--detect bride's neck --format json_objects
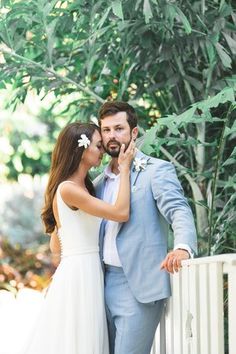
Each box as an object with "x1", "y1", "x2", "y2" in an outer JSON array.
[{"x1": 69, "y1": 163, "x2": 89, "y2": 188}]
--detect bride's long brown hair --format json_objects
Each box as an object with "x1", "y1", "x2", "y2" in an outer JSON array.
[{"x1": 41, "y1": 122, "x2": 100, "y2": 234}]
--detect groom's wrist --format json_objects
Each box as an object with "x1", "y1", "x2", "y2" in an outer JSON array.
[{"x1": 174, "y1": 244, "x2": 194, "y2": 259}]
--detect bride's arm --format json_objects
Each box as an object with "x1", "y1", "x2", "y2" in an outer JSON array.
[{"x1": 61, "y1": 142, "x2": 135, "y2": 222}]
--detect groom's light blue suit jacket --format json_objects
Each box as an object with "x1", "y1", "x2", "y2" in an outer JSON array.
[{"x1": 95, "y1": 150, "x2": 197, "y2": 303}]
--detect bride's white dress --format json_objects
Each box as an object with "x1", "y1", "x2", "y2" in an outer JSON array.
[{"x1": 21, "y1": 181, "x2": 109, "y2": 354}]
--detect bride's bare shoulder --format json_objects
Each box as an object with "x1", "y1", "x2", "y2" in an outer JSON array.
[{"x1": 60, "y1": 181, "x2": 88, "y2": 200}]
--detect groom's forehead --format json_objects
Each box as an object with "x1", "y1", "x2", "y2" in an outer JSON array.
[{"x1": 100, "y1": 112, "x2": 128, "y2": 128}]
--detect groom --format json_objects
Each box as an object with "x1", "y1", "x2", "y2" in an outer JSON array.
[{"x1": 95, "y1": 101, "x2": 197, "y2": 354}]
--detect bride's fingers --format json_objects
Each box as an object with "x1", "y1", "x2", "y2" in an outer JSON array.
[
  {"x1": 119, "y1": 140, "x2": 135, "y2": 163},
  {"x1": 125, "y1": 140, "x2": 135, "y2": 156},
  {"x1": 119, "y1": 143, "x2": 125, "y2": 157},
  {"x1": 130, "y1": 142, "x2": 136, "y2": 158}
]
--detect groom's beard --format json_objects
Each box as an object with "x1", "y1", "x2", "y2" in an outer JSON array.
[{"x1": 103, "y1": 137, "x2": 131, "y2": 157}]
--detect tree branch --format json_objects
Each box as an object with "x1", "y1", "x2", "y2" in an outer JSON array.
[{"x1": 1, "y1": 47, "x2": 105, "y2": 104}]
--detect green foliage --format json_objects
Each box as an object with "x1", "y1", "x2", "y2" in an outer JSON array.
[
  {"x1": 0, "y1": 0, "x2": 235, "y2": 181},
  {"x1": 0, "y1": 98, "x2": 57, "y2": 179},
  {"x1": 140, "y1": 87, "x2": 236, "y2": 255},
  {"x1": 0, "y1": 1, "x2": 235, "y2": 257},
  {"x1": 0, "y1": 0, "x2": 235, "y2": 116}
]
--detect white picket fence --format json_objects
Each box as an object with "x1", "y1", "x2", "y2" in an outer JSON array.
[{"x1": 151, "y1": 254, "x2": 236, "y2": 354}]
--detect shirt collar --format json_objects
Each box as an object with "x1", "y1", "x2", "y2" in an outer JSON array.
[
  {"x1": 104, "y1": 149, "x2": 141, "y2": 180},
  {"x1": 104, "y1": 164, "x2": 119, "y2": 180}
]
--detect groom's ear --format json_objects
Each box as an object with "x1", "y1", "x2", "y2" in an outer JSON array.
[{"x1": 131, "y1": 127, "x2": 138, "y2": 141}]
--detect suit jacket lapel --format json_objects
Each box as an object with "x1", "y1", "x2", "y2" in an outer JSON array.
[
  {"x1": 99, "y1": 219, "x2": 106, "y2": 272},
  {"x1": 130, "y1": 168, "x2": 140, "y2": 187},
  {"x1": 130, "y1": 150, "x2": 149, "y2": 187},
  {"x1": 95, "y1": 173, "x2": 106, "y2": 199}
]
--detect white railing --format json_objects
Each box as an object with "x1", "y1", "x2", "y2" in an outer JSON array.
[{"x1": 151, "y1": 254, "x2": 236, "y2": 354}]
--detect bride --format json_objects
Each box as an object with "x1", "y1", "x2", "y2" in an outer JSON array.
[{"x1": 21, "y1": 122, "x2": 135, "y2": 354}]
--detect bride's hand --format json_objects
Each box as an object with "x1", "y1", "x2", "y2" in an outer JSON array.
[{"x1": 118, "y1": 140, "x2": 136, "y2": 172}]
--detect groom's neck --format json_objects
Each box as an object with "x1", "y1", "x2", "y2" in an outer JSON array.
[{"x1": 110, "y1": 158, "x2": 120, "y2": 175}]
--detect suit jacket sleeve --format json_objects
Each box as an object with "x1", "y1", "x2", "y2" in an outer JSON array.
[{"x1": 150, "y1": 161, "x2": 198, "y2": 255}]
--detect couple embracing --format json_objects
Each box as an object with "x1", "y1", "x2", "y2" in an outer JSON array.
[{"x1": 22, "y1": 101, "x2": 197, "y2": 354}]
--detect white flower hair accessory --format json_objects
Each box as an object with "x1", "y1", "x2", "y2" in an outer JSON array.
[
  {"x1": 78, "y1": 134, "x2": 90, "y2": 149},
  {"x1": 133, "y1": 157, "x2": 148, "y2": 172}
]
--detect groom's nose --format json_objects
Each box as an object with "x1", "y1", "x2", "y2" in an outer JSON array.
[{"x1": 107, "y1": 129, "x2": 116, "y2": 139}]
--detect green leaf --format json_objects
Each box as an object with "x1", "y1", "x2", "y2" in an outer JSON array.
[
  {"x1": 222, "y1": 147, "x2": 236, "y2": 166},
  {"x1": 196, "y1": 14, "x2": 208, "y2": 31},
  {"x1": 119, "y1": 62, "x2": 136, "y2": 97},
  {"x1": 177, "y1": 106, "x2": 196, "y2": 123},
  {"x1": 197, "y1": 87, "x2": 235, "y2": 111},
  {"x1": 209, "y1": 32, "x2": 220, "y2": 45},
  {"x1": 141, "y1": 124, "x2": 158, "y2": 154},
  {"x1": 222, "y1": 32, "x2": 236, "y2": 55},
  {"x1": 193, "y1": 200, "x2": 210, "y2": 210},
  {"x1": 225, "y1": 75, "x2": 236, "y2": 90},
  {"x1": 0, "y1": 21, "x2": 14, "y2": 49},
  {"x1": 87, "y1": 54, "x2": 99, "y2": 76},
  {"x1": 184, "y1": 75, "x2": 203, "y2": 91},
  {"x1": 223, "y1": 120, "x2": 236, "y2": 137},
  {"x1": 97, "y1": 7, "x2": 111, "y2": 29},
  {"x1": 143, "y1": 0, "x2": 153, "y2": 24},
  {"x1": 111, "y1": 1, "x2": 124, "y2": 20},
  {"x1": 222, "y1": 158, "x2": 236, "y2": 166},
  {"x1": 205, "y1": 40, "x2": 216, "y2": 64},
  {"x1": 157, "y1": 117, "x2": 180, "y2": 135},
  {"x1": 232, "y1": 12, "x2": 236, "y2": 26},
  {"x1": 215, "y1": 42, "x2": 232, "y2": 68},
  {"x1": 46, "y1": 18, "x2": 57, "y2": 64},
  {"x1": 219, "y1": 0, "x2": 225, "y2": 12},
  {"x1": 135, "y1": 0, "x2": 143, "y2": 11},
  {"x1": 41, "y1": 0, "x2": 58, "y2": 17},
  {"x1": 173, "y1": 5, "x2": 192, "y2": 34},
  {"x1": 219, "y1": 3, "x2": 232, "y2": 17}
]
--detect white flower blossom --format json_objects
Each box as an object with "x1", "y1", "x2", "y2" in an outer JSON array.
[
  {"x1": 77, "y1": 134, "x2": 90, "y2": 149},
  {"x1": 133, "y1": 157, "x2": 147, "y2": 172},
  {"x1": 101, "y1": 67, "x2": 111, "y2": 75}
]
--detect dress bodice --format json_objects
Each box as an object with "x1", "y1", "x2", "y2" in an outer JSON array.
[{"x1": 56, "y1": 181, "x2": 101, "y2": 257}]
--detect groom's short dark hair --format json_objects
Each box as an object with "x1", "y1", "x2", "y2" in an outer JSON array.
[{"x1": 98, "y1": 101, "x2": 138, "y2": 130}]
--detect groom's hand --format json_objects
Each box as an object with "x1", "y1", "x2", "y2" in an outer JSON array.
[{"x1": 160, "y1": 249, "x2": 190, "y2": 274}]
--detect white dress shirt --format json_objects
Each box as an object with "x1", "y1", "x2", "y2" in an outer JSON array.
[
  {"x1": 102, "y1": 164, "x2": 193, "y2": 267},
  {"x1": 103, "y1": 165, "x2": 122, "y2": 266}
]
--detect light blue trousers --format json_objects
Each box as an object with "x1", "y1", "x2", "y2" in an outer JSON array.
[{"x1": 104, "y1": 265, "x2": 165, "y2": 354}]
